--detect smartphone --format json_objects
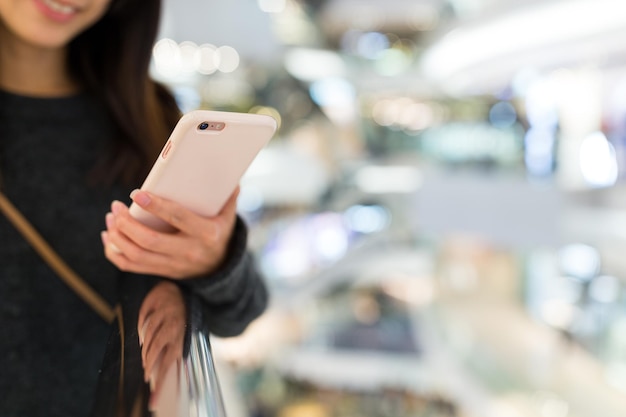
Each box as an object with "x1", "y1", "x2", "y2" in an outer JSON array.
[{"x1": 129, "y1": 109, "x2": 277, "y2": 232}]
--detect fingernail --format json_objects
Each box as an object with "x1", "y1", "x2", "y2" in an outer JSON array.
[
  {"x1": 105, "y1": 212, "x2": 114, "y2": 229},
  {"x1": 149, "y1": 371, "x2": 156, "y2": 390},
  {"x1": 140, "y1": 318, "x2": 150, "y2": 346},
  {"x1": 109, "y1": 242, "x2": 122, "y2": 254},
  {"x1": 131, "y1": 190, "x2": 151, "y2": 207},
  {"x1": 111, "y1": 200, "x2": 124, "y2": 214}
]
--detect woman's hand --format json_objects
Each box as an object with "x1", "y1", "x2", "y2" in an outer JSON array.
[
  {"x1": 137, "y1": 281, "x2": 186, "y2": 408},
  {"x1": 101, "y1": 187, "x2": 239, "y2": 279}
]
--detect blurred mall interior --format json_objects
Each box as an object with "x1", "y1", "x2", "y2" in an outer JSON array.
[{"x1": 155, "y1": 0, "x2": 626, "y2": 416}]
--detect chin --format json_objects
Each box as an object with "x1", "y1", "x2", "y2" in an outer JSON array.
[{"x1": 25, "y1": 31, "x2": 76, "y2": 50}]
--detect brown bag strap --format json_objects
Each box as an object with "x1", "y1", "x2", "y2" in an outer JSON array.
[{"x1": 0, "y1": 191, "x2": 115, "y2": 323}]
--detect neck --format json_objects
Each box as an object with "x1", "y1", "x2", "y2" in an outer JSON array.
[{"x1": 0, "y1": 27, "x2": 79, "y2": 97}]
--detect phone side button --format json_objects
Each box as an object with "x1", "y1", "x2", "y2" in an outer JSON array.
[{"x1": 161, "y1": 140, "x2": 173, "y2": 159}]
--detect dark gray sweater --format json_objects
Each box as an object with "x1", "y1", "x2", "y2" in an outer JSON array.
[{"x1": 0, "y1": 90, "x2": 268, "y2": 416}]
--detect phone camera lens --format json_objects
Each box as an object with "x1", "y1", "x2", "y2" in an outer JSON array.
[{"x1": 198, "y1": 122, "x2": 209, "y2": 130}]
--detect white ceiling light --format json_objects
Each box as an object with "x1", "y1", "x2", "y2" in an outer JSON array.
[
  {"x1": 355, "y1": 165, "x2": 423, "y2": 194},
  {"x1": 284, "y1": 48, "x2": 347, "y2": 82},
  {"x1": 421, "y1": 0, "x2": 626, "y2": 88}
]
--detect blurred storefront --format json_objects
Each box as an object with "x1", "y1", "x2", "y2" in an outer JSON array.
[{"x1": 156, "y1": 0, "x2": 626, "y2": 415}]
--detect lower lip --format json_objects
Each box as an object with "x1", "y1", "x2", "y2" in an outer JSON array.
[{"x1": 33, "y1": 0, "x2": 76, "y2": 23}]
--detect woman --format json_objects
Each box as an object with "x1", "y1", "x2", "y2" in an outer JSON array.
[{"x1": 0, "y1": 0, "x2": 269, "y2": 415}]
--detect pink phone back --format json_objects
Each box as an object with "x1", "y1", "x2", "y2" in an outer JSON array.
[{"x1": 129, "y1": 110, "x2": 277, "y2": 232}]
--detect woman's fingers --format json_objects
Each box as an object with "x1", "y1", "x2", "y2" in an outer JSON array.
[
  {"x1": 129, "y1": 190, "x2": 212, "y2": 236},
  {"x1": 149, "y1": 348, "x2": 181, "y2": 408},
  {"x1": 137, "y1": 282, "x2": 186, "y2": 384},
  {"x1": 103, "y1": 191, "x2": 238, "y2": 278},
  {"x1": 128, "y1": 188, "x2": 239, "y2": 242},
  {"x1": 101, "y1": 228, "x2": 180, "y2": 277},
  {"x1": 141, "y1": 316, "x2": 184, "y2": 393}
]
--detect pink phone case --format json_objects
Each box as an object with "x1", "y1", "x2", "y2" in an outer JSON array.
[{"x1": 129, "y1": 110, "x2": 277, "y2": 232}]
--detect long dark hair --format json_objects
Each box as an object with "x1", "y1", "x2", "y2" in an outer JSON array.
[{"x1": 69, "y1": 0, "x2": 181, "y2": 185}]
